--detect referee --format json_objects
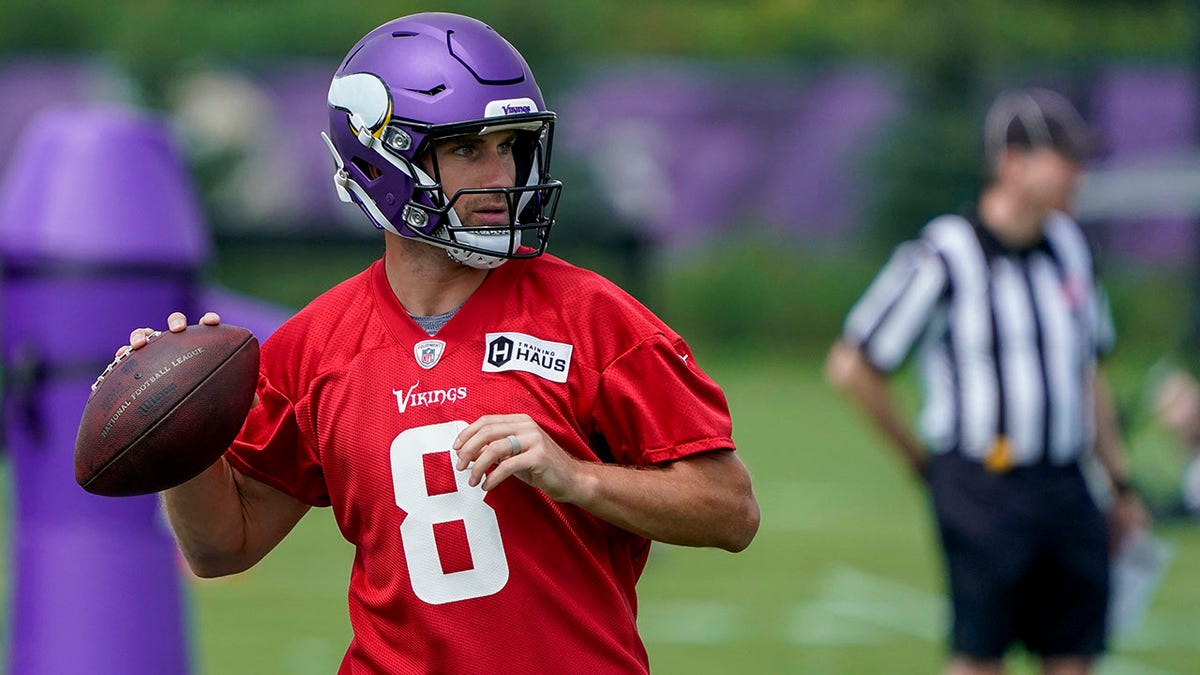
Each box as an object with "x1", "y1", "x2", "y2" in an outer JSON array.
[{"x1": 826, "y1": 88, "x2": 1149, "y2": 675}]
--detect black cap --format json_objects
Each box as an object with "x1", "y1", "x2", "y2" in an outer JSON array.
[{"x1": 984, "y1": 88, "x2": 1095, "y2": 165}]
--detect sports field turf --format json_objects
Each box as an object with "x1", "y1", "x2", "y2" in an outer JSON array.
[
  {"x1": 2, "y1": 351, "x2": 1197, "y2": 674},
  {"x1": 1, "y1": 241, "x2": 1198, "y2": 673}
]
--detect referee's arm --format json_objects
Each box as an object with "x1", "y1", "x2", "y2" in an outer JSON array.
[
  {"x1": 1091, "y1": 371, "x2": 1151, "y2": 547},
  {"x1": 825, "y1": 339, "x2": 929, "y2": 482}
]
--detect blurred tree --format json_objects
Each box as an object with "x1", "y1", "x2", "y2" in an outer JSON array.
[
  {"x1": 0, "y1": 0, "x2": 1192, "y2": 253},
  {"x1": 857, "y1": 4, "x2": 986, "y2": 251},
  {"x1": 1, "y1": 1, "x2": 1192, "y2": 86}
]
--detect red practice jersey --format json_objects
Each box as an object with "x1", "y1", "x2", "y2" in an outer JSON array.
[{"x1": 225, "y1": 254, "x2": 736, "y2": 674}]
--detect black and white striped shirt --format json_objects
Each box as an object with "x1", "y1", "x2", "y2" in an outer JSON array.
[{"x1": 843, "y1": 211, "x2": 1115, "y2": 467}]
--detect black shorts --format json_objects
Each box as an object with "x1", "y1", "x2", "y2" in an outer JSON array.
[{"x1": 928, "y1": 453, "x2": 1110, "y2": 660}]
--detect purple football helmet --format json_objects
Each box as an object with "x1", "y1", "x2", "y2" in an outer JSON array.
[{"x1": 323, "y1": 12, "x2": 561, "y2": 268}]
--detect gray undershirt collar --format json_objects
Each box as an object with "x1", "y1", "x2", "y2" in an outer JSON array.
[{"x1": 408, "y1": 305, "x2": 461, "y2": 336}]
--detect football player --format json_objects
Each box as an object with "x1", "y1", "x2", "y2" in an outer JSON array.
[{"x1": 126, "y1": 12, "x2": 759, "y2": 673}]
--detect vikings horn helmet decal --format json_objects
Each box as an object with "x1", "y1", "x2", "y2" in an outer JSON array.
[{"x1": 323, "y1": 12, "x2": 562, "y2": 269}]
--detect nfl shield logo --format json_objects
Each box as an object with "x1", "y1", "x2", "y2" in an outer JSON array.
[{"x1": 414, "y1": 339, "x2": 446, "y2": 370}]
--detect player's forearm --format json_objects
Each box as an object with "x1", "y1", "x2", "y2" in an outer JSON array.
[
  {"x1": 161, "y1": 457, "x2": 258, "y2": 577},
  {"x1": 165, "y1": 458, "x2": 311, "y2": 577},
  {"x1": 567, "y1": 450, "x2": 759, "y2": 552}
]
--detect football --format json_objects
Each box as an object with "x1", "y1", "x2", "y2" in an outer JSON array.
[{"x1": 74, "y1": 323, "x2": 260, "y2": 497}]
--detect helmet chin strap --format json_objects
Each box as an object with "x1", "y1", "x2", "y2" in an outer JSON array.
[
  {"x1": 321, "y1": 132, "x2": 513, "y2": 269},
  {"x1": 439, "y1": 202, "x2": 519, "y2": 269}
]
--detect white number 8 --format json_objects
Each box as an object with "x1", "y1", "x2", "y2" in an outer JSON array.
[{"x1": 390, "y1": 421, "x2": 509, "y2": 604}]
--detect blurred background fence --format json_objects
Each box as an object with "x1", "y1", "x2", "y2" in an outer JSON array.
[{"x1": 2, "y1": 2, "x2": 1199, "y2": 342}]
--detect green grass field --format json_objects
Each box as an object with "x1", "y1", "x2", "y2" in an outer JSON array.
[
  {"x1": 1, "y1": 241, "x2": 1198, "y2": 673},
  {"x1": 2, "y1": 352, "x2": 1198, "y2": 674}
]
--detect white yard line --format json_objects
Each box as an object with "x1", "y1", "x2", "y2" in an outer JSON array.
[
  {"x1": 641, "y1": 563, "x2": 1190, "y2": 675},
  {"x1": 786, "y1": 565, "x2": 943, "y2": 645}
]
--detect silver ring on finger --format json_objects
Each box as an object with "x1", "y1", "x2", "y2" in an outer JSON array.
[{"x1": 506, "y1": 434, "x2": 521, "y2": 456}]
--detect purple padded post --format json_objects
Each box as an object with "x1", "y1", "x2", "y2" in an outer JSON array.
[{"x1": 0, "y1": 105, "x2": 201, "y2": 674}]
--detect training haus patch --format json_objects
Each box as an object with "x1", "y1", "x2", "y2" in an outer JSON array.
[{"x1": 482, "y1": 332, "x2": 573, "y2": 383}]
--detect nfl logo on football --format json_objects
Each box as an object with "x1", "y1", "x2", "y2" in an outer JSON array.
[{"x1": 414, "y1": 340, "x2": 446, "y2": 370}]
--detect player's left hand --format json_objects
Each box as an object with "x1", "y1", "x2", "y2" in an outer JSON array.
[{"x1": 452, "y1": 414, "x2": 589, "y2": 503}]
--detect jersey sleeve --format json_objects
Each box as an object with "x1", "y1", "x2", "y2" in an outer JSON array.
[
  {"x1": 592, "y1": 332, "x2": 734, "y2": 466},
  {"x1": 224, "y1": 368, "x2": 329, "y2": 507},
  {"x1": 842, "y1": 240, "x2": 949, "y2": 373}
]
